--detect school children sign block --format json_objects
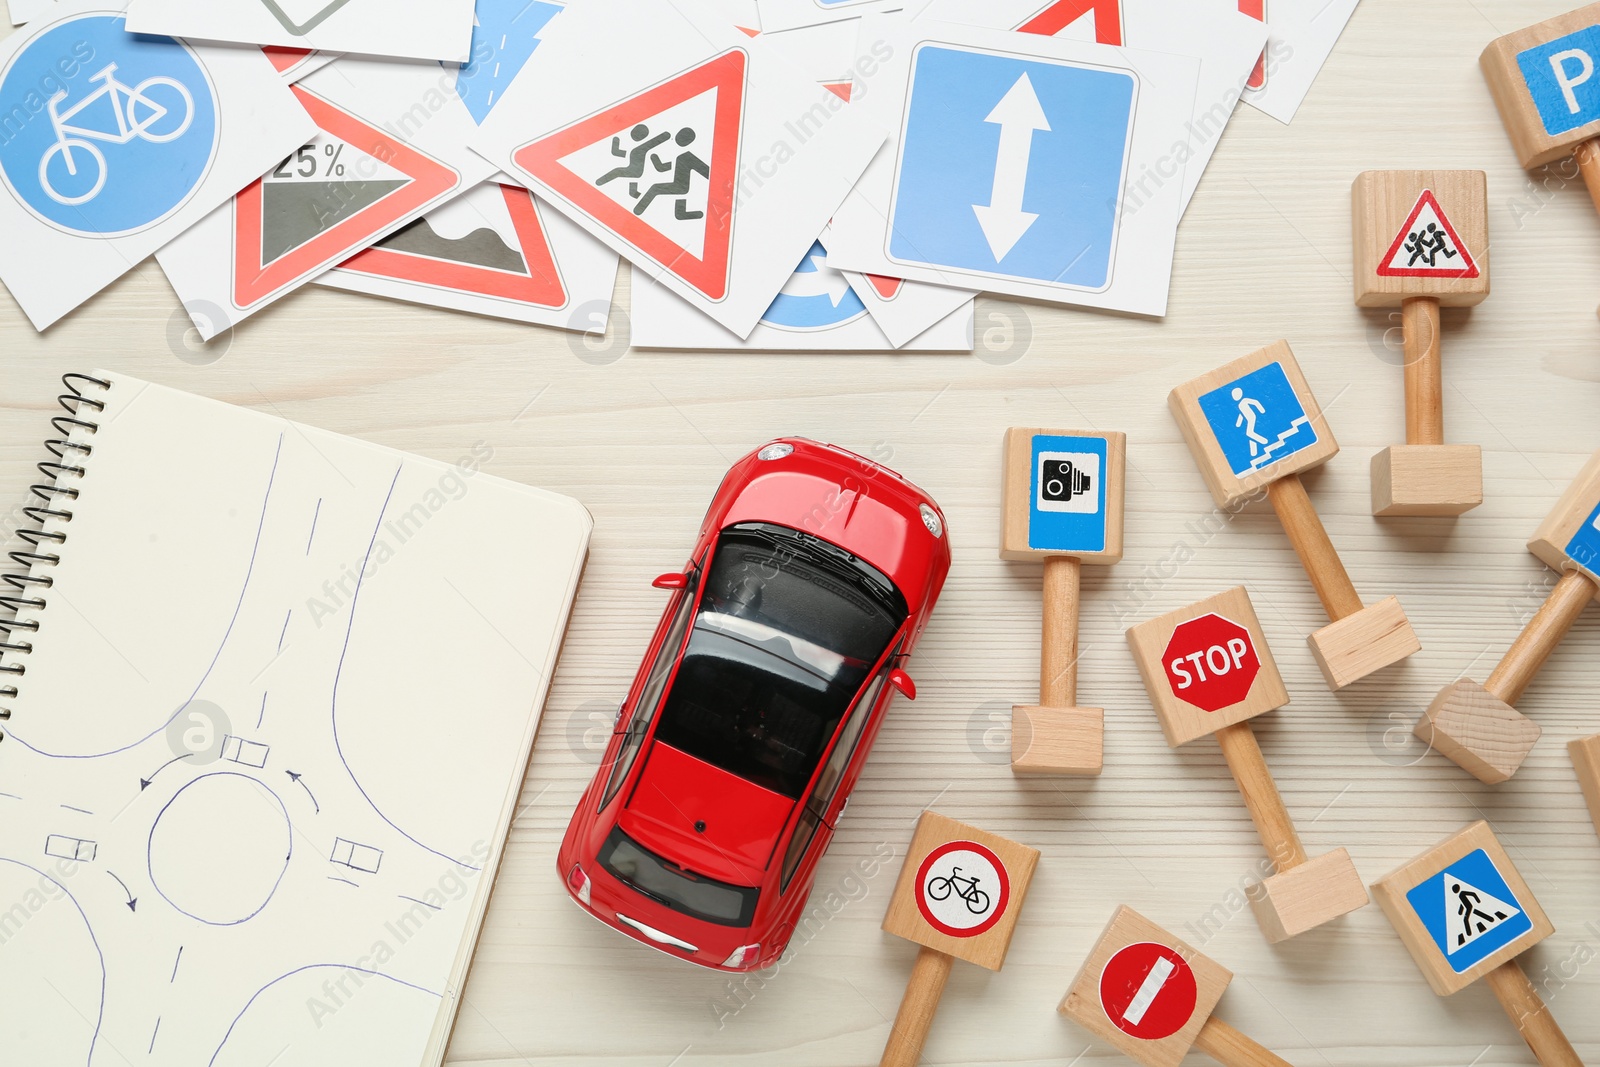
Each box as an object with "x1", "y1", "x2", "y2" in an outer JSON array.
[
  {"x1": 472, "y1": 0, "x2": 886, "y2": 339},
  {"x1": 1352, "y1": 170, "x2": 1490, "y2": 308}
]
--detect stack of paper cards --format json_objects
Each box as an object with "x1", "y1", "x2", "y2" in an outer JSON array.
[{"x1": 124, "y1": 0, "x2": 478, "y2": 62}]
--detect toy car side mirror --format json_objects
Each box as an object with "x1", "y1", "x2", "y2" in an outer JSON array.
[
  {"x1": 889, "y1": 668, "x2": 917, "y2": 701},
  {"x1": 652, "y1": 572, "x2": 689, "y2": 590}
]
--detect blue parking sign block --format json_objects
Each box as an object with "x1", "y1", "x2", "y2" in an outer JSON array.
[
  {"x1": 1565, "y1": 499, "x2": 1600, "y2": 579},
  {"x1": 888, "y1": 44, "x2": 1136, "y2": 290},
  {"x1": 1405, "y1": 848, "x2": 1534, "y2": 974},
  {"x1": 1517, "y1": 25, "x2": 1600, "y2": 136},
  {"x1": 1197, "y1": 362, "x2": 1317, "y2": 478},
  {"x1": 1028, "y1": 434, "x2": 1107, "y2": 554}
]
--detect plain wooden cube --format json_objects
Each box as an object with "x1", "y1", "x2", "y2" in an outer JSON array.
[
  {"x1": 1371, "y1": 445, "x2": 1484, "y2": 517},
  {"x1": 1125, "y1": 586, "x2": 1287, "y2": 748},
  {"x1": 1249, "y1": 849, "x2": 1370, "y2": 943},
  {"x1": 1168, "y1": 341, "x2": 1339, "y2": 508},
  {"x1": 1058, "y1": 906, "x2": 1231, "y2": 1067},
  {"x1": 1306, "y1": 596, "x2": 1420, "y2": 689},
  {"x1": 1011, "y1": 705, "x2": 1103, "y2": 775},
  {"x1": 1528, "y1": 449, "x2": 1600, "y2": 586},
  {"x1": 1371, "y1": 821, "x2": 1554, "y2": 997},
  {"x1": 1352, "y1": 171, "x2": 1490, "y2": 307},
  {"x1": 882, "y1": 810, "x2": 1039, "y2": 971},
  {"x1": 1482, "y1": 3, "x2": 1600, "y2": 168},
  {"x1": 1000, "y1": 427, "x2": 1126, "y2": 565},
  {"x1": 1570, "y1": 734, "x2": 1600, "y2": 841},
  {"x1": 1414, "y1": 680, "x2": 1542, "y2": 784}
]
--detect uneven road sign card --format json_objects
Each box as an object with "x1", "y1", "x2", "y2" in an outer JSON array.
[
  {"x1": 157, "y1": 57, "x2": 495, "y2": 340},
  {"x1": 1239, "y1": 0, "x2": 1361, "y2": 124},
  {"x1": 918, "y1": 0, "x2": 1268, "y2": 213},
  {"x1": 124, "y1": 0, "x2": 477, "y2": 63},
  {"x1": 0, "y1": 1, "x2": 315, "y2": 331},
  {"x1": 824, "y1": 18, "x2": 1197, "y2": 315},
  {"x1": 472, "y1": 0, "x2": 886, "y2": 339},
  {"x1": 632, "y1": 238, "x2": 972, "y2": 350}
]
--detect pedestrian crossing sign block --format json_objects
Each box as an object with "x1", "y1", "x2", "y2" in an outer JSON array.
[
  {"x1": 1377, "y1": 190, "x2": 1479, "y2": 280},
  {"x1": 1197, "y1": 362, "x2": 1316, "y2": 478},
  {"x1": 1405, "y1": 848, "x2": 1534, "y2": 974},
  {"x1": 1352, "y1": 171, "x2": 1489, "y2": 308}
]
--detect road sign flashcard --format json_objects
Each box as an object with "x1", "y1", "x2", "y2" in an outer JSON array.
[
  {"x1": 0, "y1": 1, "x2": 315, "y2": 331},
  {"x1": 836, "y1": 265, "x2": 976, "y2": 348},
  {"x1": 1377, "y1": 190, "x2": 1479, "y2": 279},
  {"x1": 758, "y1": 0, "x2": 907, "y2": 33},
  {"x1": 918, "y1": 0, "x2": 1268, "y2": 212},
  {"x1": 824, "y1": 18, "x2": 1196, "y2": 315},
  {"x1": 9, "y1": 0, "x2": 58, "y2": 24},
  {"x1": 125, "y1": 0, "x2": 477, "y2": 62},
  {"x1": 262, "y1": 46, "x2": 336, "y2": 83},
  {"x1": 1197, "y1": 361, "x2": 1316, "y2": 477},
  {"x1": 450, "y1": 0, "x2": 566, "y2": 128},
  {"x1": 1238, "y1": 0, "x2": 1361, "y2": 124},
  {"x1": 473, "y1": 0, "x2": 884, "y2": 339},
  {"x1": 318, "y1": 182, "x2": 619, "y2": 330},
  {"x1": 632, "y1": 239, "x2": 972, "y2": 350},
  {"x1": 1404, "y1": 848, "x2": 1534, "y2": 974},
  {"x1": 157, "y1": 57, "x2": 494, "y2": 340}
]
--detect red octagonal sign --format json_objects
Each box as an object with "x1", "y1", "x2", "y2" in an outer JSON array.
[{"x1": 1161, "y1": 613, "x2": 1259, "y2": 713}]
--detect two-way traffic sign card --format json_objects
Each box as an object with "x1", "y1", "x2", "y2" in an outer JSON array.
[
  {"x1": 124, "y1": 0, "x2": 477, "y2": 62},
  {"x1": 919, "y1": 0, "x2": 1268, "y2": 213},
  {"x1": 1240, "y1": 0, "x2": 1362, "y2": 124},
  {"x1": 632, "y1": 238, "x2": 972, "y2": 350},
  {"x1": 318, "y1": 182, "x2": 619, "y2": 329},
  {"x1": 472, "y1": 0, "x2": 886, "y2": 339},
  {"x1": 0, "y1": 1, "x2": 315, "y2": 331},
  {"x1": 157, "y1": 57, "x2": 495, "y2": 340},
  {"x1": 824, "y1": 18, "x2": 1198, "y2": 316}
]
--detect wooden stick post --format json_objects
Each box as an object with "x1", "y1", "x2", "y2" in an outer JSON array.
[
  {"x1": 1417, "y1": 451, "x2": 1600, "y2": 782},
  {"x1": 1001, "y1": 428, "x2": 1126, "y2": 774},
  {"x1": 1169, "y1": 342, "x2": 1420, "y2": 690},
  {"x1": 1127, "y1": 588, "x2": 1368, "y2": 942},
  {"x1": 878, "y1": 812, "x2": 1039, "y2": 1067},
  {"x1": 1373, "y1": 822, "x2": 1582, "y2": 1067},
  {"x1": 1060, "y1": 906, "x2": 1303, "y2": 1066},
  {"x1": 1353, "y1": 170, "x2": 1489, "y2": 516}
]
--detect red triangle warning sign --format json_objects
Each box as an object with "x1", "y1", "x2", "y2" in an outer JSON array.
[
  {"x1": 232, "y1": 85, "x2": 461, "y2": 309},
  {"x1": 1017, "y1": 0, "x2": 1124, "y2": 44},
  {"x1": 1377, "y1": 189, "x2": 1480, "y2": 279},
  {"x1": 865, "y1": 273, "x2": 903, "y2": 300},
  {"x1": 262, "y1": 46, "x2": 313, "y2": 75},
  {"x1": 511, "y1": 49, "x2": 745, "y2": 301},
  {"x1": 337, "y1": 184, "x2": 567, "y2": 308}
]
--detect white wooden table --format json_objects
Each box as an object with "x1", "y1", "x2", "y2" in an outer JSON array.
[{"x1": 3, "y1": 2, "x2": 1599, "y2": 1064}]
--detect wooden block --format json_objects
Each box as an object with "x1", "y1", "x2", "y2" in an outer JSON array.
[
  {"x1": 1058, "y1": 906, "x2": 1232, "y2": 1067},
  {"x1": 1011, "y1": 705, "x2": 1103, "y2": 775},
  {"x1": 1000, "y1": 427, "x2": 1126, "y2": 565},
  {"x1": 1371, "y1": 821, "x2": 1554, "y2": 997},
  {"x1": 1482, "y1": 3, "x2": 1600, "y2": 169},
  {"x1": 1352, "y1": 171, "x2": 1490, "y2": 307},
  {"x1": 1125, "y1": 586, "x2": 1288, "y2": 748},
  {"x1": 1168, "y1": 341, "x2": 1339, "y2": 508},
  {"x1": 1569, "y1": 734, "x2": 1600, "y2": 840},
  {"x1": 1371, "y1": 445, "x2": 1484, "y2": 517},
  {"x1": 1306, "y1": 596, "x2": 1420, "y2": 689},
  {"x1": 1248, "y1": 849, "x2": 1370, "y2": 943},
  {"x1": 1528, "y1": 449, "x2": 1600, "y2": 587},
  {"x1": 882, "y1": 810, "x2": 1039, "y2": 971},
  {"x1": 1414, "y1": 680, "x2": 1542, "y2": 784}
]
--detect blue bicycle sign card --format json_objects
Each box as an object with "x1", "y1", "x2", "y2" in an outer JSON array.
[{"x1": 0, "y1": 1, "x2": 313, "y2": 331}]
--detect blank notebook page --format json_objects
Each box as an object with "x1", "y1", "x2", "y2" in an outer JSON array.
[{"x1": 0, "y1": 372, "x2": 590, "y2": 1066}]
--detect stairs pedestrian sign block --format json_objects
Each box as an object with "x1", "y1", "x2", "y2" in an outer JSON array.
[
  {"x1": 886, "y1": 44, "x2": 1136, "y2": 292},
  {"x1": 1404, "y1": 848, "x2": 1534, "y2": 974},
  {"x1": 511, "y1": 49, "x2": 745, "y2": 301},
  {"x1": 1196, "y1": 361, "x2": 1317, "y2": 478},
  {"x1": 1377, "y1": 189, "x2": 1480, "y2": 280},
  {"x1": 1566, "y1": 498, "x2": 1600, "y2": 579}
]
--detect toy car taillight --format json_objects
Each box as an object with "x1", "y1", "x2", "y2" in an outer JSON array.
[
  {"x1": 568, "y1": 863, "x2": 592, "y2": 905},
  {"x1": 721, "y1": 943, "x2": 761, "y2": 968}
]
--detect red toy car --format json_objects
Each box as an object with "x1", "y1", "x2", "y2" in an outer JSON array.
[{"x1": 558, "y1": 438, "x2": 951, "y2": 971}]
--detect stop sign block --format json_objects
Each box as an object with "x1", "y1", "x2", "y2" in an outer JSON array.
[{"x1": 1127, "y1": 587, "x2": 1288, "y2": 746}]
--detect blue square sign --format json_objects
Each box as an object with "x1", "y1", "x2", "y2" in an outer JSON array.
[
  {"x1": 1565, "y1": 498, "x2": 1600, "y2": 579},
  {"x1": 1405, "y1": 848, "x2": 1534, "y2": 974},
  {"x1": 1517, "y1": 25, "x2": 1600, "y2": 136},
  {"x1": 1027, "y1": 434, "x2": 1107, "y2": 554},
  {"x1": 1196, "y1": 362, "x2": 1318, "y2": 478},
  {"x1": 887, "y1": 44, "x2": 1136, "y2": 290}
]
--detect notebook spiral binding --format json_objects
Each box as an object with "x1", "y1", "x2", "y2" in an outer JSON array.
[{"x1": 0, "y1": 373, "x2": 111, "y2": 742}]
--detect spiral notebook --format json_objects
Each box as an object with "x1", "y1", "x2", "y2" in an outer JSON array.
[{"x1": 0, "y1": 373, "x2": 590, "y2": 1066}]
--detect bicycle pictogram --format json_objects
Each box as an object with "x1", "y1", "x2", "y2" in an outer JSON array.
[
  {"x1": 39, "y1": 62, "x2": 196, "y2": 206},
  {"x1": 925, "y1": 866, "x2": 992, "y2": 915}
]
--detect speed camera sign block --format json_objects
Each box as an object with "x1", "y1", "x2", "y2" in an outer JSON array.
[
  {"x1": 1126, "y1": 587, "x2": 1288, "y2": 747},
  {"x1": 1060, "y1": 907, "x2": 1231, "y2": 1067},
  {"x1": 1481, "y1": 3, "x2": 1600, "y2": 170},
  {"x1": 1528, "y1": 449, "x2": 1600, "y2": 588},
  {"x1": 1000, "y1": 427, "x2": 1126, "y2": 565},
  {"x1": 883, "y1": 810, "x2": 1039, "y2": 971}
]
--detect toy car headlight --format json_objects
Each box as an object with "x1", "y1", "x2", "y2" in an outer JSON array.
[
  {"x1": 757, "y1": 443, "x2": 794, "y2": 461},
  {"x1": 919, "y1": 504, "x2": 944, "y2": 538}
]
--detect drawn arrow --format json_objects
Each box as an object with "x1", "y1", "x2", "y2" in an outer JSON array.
[
  {"x1": 778, "y1": 255, "x2": 852, "y2": 307},
  {"x1": 139, "y1": 753, "x2": 193, "y2": 791},
  {"x1": 972, "y1": 74, "x2": 1050, "y2": 262},
  {"x1": 107, "y1": 870, "x2": 137, "y2": 912},
  {"x1": 286, "y1": 770, "x2": 320, "y2": 814}
]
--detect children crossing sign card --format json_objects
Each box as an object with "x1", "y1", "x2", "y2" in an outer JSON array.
[
  {"x1": 472, "y1": 0, "x2": 886, "y2": 339},
  {"x1": 823, "y1": 17, "x2": 1197, "y2": 316}
]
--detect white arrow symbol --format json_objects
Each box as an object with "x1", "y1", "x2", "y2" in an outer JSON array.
[
  {"x1": 972, "y1": 73, "x2": 1050, "y2": 262},
  {"x1": 778, "y1": 254, "x2": 852, "y2": 306}
]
